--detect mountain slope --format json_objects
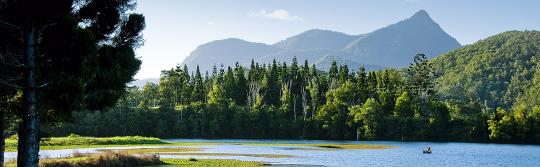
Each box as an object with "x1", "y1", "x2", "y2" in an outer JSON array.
[
  {"x1": 432, "y1": 31, "x2": 540, "y2": 109},
  {"x1": 181, "y1": 10, "x2": 461, "y2": 72},
  {"x1": 273, "y1": 29, "x2": 360, "y2": 51},
  {"x1": 128, "y1": 78, "x2": 159, "y2": 88},
  {"x1": 344, "y1": 10, "x2": 461, "y2": 67},
  {"x1": 181, "y1": 38, "x2": 282, "y2": 71},
  {"x1": 313, "y1": 55, "x2": 383, "y2": 71}
]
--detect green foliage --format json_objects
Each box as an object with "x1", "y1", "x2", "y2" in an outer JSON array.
[
  {"x1": 264, "y1": 60, "x2": 281, "y2": 105},
  {"x1": 407, "y1": 53, "x2": 436, "y2": 117},
  {"x1": 394, "y1": 91, "x2": 414, "y2": 117},
  {"x1": 46, "y1": 45, "x2": 540, "y2": 143},
  {"x1": 351, "y1": 98, "x2": 383, "y2": 140},
  {"x1": 428, "y1": 101, "x2": 450, "y2": 140},
  {"x1": 488, "y1": 108, "x2": 515, "y2": 142},
  {"x1": 160, "y1": 158, "x2": 262, "y2": 167},
  {"x1": 433, "y1": 31, "x2": 540, "y2": 109},
  {"x1": 6, "y1": 135, "x2": 165, "y2": 149}
]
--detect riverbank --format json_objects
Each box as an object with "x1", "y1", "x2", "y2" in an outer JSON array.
[
  {"x1": 4, "y1": 135, "x2": 219, "y2": 152},
  {"x1": 3, "y1": 137, "x2": 540, "y2": 166},
  {"x1": 4, "y1": 152, "x2": 263, "y2": 167},
  {"x1": 5, "y1": 135, "x2": 394, "y2": 151}
]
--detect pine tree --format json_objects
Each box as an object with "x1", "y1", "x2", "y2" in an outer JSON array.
[
  {"x1": 329, "y1": 59, "x2": 339, "y2": 89},
  {"x1": 192, "y1": 65, "x2": 205, "y2": 103},
  {"x1": 280, "y1": 62, "x2": 289, "y2": 84},
  {"x1": 367, "y1": 71, "x2": 379, "y2": 100},
  {"x1": 159, "y1": 69, "x2": 177, "y2": 110},
  {"x1": 264, "y1": 59, "x2": 280, "y2": 105},
  {"x1": 234, "y1": 63, "x2": 248, "y2": 105},
  {"x1": 379, "y1": 70, "x2": 396, "y2": 115},
  {"x1": 223, "y1": 66, "x2": 236, "y2": 101},
  {"x1": 248, "y1": 59, "x2": 256, "y2": 82},
  {"x1": 180, "y1": 64, "x2": 191, "y2": 105},
  {"x1": 338, "y1": 65, "x2": 350, "y2": 82},
  {"x1": 406, "y1": 53, "x2": 436, "y2": 117},
  {"x1": 356, "y1": 66, "x2": 368, "y2": 104}
]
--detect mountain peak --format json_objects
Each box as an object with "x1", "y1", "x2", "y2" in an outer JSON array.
[
  {"x1": 410, "y1": 10, "x2": 432, "y2": 21},
  {"x1": 343, "y1": 9, "x2": 460, "y2": 67}
]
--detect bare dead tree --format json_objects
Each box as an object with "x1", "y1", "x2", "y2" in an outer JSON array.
[
  {"x1": 247, "y1": 81, "x2": 262, "y2": 111},
  {"x1": 329, "y1": 78, "x2": 339, "y2": 90},
  {"x1": 301, "y1": 87, "x2": 309, "y2": 122}
]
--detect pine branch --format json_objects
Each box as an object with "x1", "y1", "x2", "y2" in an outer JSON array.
[{"x1": 0, "y1": 79, "x2": 21, "y2": 89}]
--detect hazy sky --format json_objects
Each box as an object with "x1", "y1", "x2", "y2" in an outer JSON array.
[{"x1": 134, "y1": 0, "x2": 540, "y2": 79}]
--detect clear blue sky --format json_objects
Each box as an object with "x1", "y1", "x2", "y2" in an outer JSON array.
[{"x1": 134, "y1": 0, "x2": 540, "y2": 79}]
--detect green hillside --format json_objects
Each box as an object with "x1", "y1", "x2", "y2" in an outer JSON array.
[{"x1": 432, "y1": 31, "x2": 540, "y2": 110}]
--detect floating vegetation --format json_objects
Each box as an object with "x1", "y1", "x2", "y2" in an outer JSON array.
[{"x1": 160, "y1": 153, "x2": 296, "y2": 158}]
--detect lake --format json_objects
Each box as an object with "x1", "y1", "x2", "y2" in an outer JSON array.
[{"x1": 5, "y1": 139, "x2": 540, "y2": 166}]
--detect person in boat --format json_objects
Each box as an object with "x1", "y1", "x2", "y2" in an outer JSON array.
[{"x1": 423, "y1": 146, "x2": 432, "y2": 153}]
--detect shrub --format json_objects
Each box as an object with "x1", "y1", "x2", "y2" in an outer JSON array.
[{"x1": 40, "y1": 152, "x2": 163, "y2": 167}]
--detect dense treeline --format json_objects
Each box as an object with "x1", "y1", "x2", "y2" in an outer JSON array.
[{"x1": 49, "y1": 53, "x2": 540, "y2": 144}]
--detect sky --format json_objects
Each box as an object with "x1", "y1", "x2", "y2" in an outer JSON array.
[{"x1": 134, "y1": 0, "x2": 540, "y2": 79}]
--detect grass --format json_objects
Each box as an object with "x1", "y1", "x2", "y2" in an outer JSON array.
[
  {"x1": 4, "y1": 157, "x2": 91, "y2": 167},
  {"x1": 4, "y1": 155, "x2": 264, "y2": 167},
  {"x1": 153, "y1": 158, "x2": 263, "y2": 167},
  {"x1": 4, "y1": 134, "x2": 217, "y2": 152},
  {"x1": 98, "y1": 147, "x2": 295, "y2": 158},
  {"x1": 98, "y1": 147, "x2": 204, "y2": 154},
  {"x1": 5, "y1": 134, "x2": 394, "y2": 152},
  {"x1": 4, "y1": 152, "x2": 163, "y2": 167}
]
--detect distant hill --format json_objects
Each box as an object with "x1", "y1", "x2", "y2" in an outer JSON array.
[
  {"x1": 273, "y1": 29, "x2": 361, "y2": 51},
  {"x1": 432, "y1": 31, "x2": 540, "y2": 109},
  {"x1": 128, "y1": 78, "x2": 159, "y2": 88},
  {"x1": 181, "y1": 10, "x2": 461, "y2": 72},
  {"x1": 314, "y1": 55, "x2": 383, "y2": 71},
  {"x1": 182, "y1": 38, "x2": 281, "y2": 72}
]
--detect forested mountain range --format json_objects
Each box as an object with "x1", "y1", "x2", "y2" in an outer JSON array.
[{"x1": 181, "y1": 10, "x2": 461, "y2": 72}]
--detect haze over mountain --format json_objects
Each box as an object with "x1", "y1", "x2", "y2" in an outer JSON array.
[
  {"x1": 181, "y1": 38, "x2": 281, "y2": 72},
  {"x1": 181, "y1": 10, "x2": 461, "y2": 72},
  {"x1": 273, "y1": 29, "x2": 362, "y2": 51},
  {"x1": 128, "y1": 78, "x2": 159, "y2": 88}
]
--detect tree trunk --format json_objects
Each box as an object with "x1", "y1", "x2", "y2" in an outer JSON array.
[
  {"x1": 0, "y1": 108, "x2": 6, "y2": 166},
  {"x1": 18, "y1": 24, "x2": 40, "y2": 167}
]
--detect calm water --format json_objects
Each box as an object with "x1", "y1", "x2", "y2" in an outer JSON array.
[{"x1": 5, "y1": 139, "x2": 540, "y2": 166}]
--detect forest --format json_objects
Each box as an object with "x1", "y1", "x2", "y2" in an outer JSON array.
[{"x1": 50, "y1": 50, "x2": 540, "y2": 144}]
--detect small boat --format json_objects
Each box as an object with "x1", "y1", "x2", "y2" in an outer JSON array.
[{"x1": 423, "y1": 147, "x2": 432, "y2": 154}]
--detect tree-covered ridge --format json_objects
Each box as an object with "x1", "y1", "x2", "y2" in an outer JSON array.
[
  {"x1": 432, "y1": 31, "x2": 540, "y2": 109},
  {"x1": 50, "y1": 52, "x2": 540, "y2": 144}
]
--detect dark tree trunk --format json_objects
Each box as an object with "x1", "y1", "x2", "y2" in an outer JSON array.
[
  {"x1": 18, "y1": 24, "x2": 40, "y2": 167},
  {"x1": 0, "y1": 108, "x2": 6, "y2": 166}
]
